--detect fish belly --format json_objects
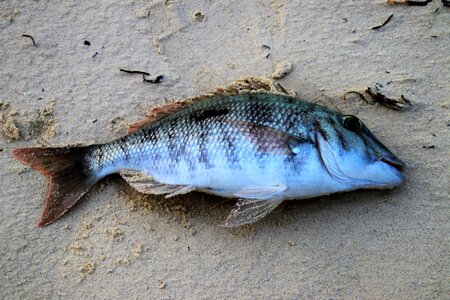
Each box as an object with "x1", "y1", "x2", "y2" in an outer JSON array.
[{"x1": 139, "y1": 145, "x2": 345, "y2": 200}]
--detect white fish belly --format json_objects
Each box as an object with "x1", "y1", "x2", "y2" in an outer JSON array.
[{"x1": 146, "y1": 147, "x2": 347, "y2": 200}]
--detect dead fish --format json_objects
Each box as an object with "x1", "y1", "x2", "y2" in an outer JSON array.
[{"x1": 13, "y1": 89, "x2": 405, "y2": 228}]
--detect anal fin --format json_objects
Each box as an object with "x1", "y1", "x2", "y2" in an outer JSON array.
[{"x1": 120, "y1": 170, "x2": 195, "y2": 198}]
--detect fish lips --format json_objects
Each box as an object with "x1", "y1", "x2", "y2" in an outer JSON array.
[
  {"x1": 375, "y1": 154, "x2": 406, "y2": 187},
  {"x1": 379, "y1": 155, "x2": 405, "y2": 172}
]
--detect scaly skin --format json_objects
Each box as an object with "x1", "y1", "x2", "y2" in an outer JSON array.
[{"x1": 85, "y1": 92, "x2": 404, "y2": 200}]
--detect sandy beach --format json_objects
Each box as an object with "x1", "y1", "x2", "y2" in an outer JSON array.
[{"x1": 1, "y1": 0, "x2": 449, "y2": 299}]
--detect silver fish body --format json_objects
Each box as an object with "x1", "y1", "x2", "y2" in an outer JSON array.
[{"x1": 14, "y1": 92, "x2": 405, "y2": 227}]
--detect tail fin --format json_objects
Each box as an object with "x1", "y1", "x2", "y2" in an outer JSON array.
[{"x1": 13, "y1": 147, "x2": 97, "y2": 227}]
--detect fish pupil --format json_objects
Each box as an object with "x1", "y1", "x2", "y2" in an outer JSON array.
[{"x1": 343, "y1": 115, "x2": 362, "y2": 132}]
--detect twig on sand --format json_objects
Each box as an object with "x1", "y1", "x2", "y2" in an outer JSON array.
[
  {"x1": 119, "y1": 69, "x2": 150, "y2": 76},
  {"x1": 275, "y1": 82, "x2": 288, "y2": 94},
  {"x1": 22, "y1": 34, "x2": 37, "y2": 46},
  {"x1": 119, "y1": 69, "x2": 163, "y2": 84},
  {"x1": 372, "y1": 14, "x2": 394, "y2": 30},
  {"x1": 262, "y1": 44, "x2": 271, "y2": 59}
]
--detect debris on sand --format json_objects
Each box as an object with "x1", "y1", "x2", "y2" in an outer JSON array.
[
  {"x1": 105, "y1": 226, "x2": 124, "y2": 241},
  {"x1": 372, "y1": 14, "x2": 394, "y2": 30},
  {"x1": 77, "y1": 261, "x2": 95, "y2": 282},
  {"x1": 0, "y1": 102, "x2": 20, "y2": 141},
  {"x1": 26, "y1": 105, "x2": 58, "y2": 145},
  {"x1": 262, "y1": 44, "x2": 271, "y2": 59},
  {"x1": 123, "y1": 189, "x2": 196, "y2": 234},
  {"x1": 344, "y1": 84, "x2": 412, "y2": 111},
  {"x1": 159, "y1": 280, "x2": 166, "y2": 289},
  {"x1": 192, "y1": 12, "x2": 205, "y2": 22},
  {"x1": 110, "y1": 117, "x2": 128, "y2": 135},
  {"x1": 366, "y1": 85, "x2": 412, "y2": 110},
  {"x1": 386, "y1": 0, "x2": 433, "y2": 6},
  {"x1": 119, "y1": 68, "x2": 164, "y2": 84},
  {"x1": 272, "y1": 61, "x2": 293, "y2": 79},
  {"x1": 22, "y1": 34, "x2": 37, "y2": 47},
  {"x1": 143, "y1": 74, "x2": 164, "y2": 84},
  {"x1": 79, "y1": 262, "x2": 95, "y2": 275}
]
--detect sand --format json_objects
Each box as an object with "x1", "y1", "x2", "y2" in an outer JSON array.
[{"x1": 0, "y1": 0, "x2": 449, "y2": 299}]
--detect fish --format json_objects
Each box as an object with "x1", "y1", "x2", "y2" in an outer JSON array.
[{"x1": 12, "y1": 79, "x2": 405, "y2": 228}]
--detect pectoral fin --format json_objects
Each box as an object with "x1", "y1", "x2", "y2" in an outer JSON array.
[
  {"x1": 120, "y1": 170, "x2": 195, "y2": 198},
  {"x1": 221, "y1": 198, "x2": 284, "y2": 228}
]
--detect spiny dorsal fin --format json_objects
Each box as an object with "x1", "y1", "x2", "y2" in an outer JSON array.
[{"x1": 127, "y1": 77, "x2": 295, "y2": 133}]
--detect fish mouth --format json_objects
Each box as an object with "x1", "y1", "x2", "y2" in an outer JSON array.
[{"x1": 379, "y1": 155, "x2": 405, "y2": 172}]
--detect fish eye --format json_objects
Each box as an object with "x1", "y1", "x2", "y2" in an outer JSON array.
[{"x1": 342, "y1": 115, "x2": 362, "y2": 132}]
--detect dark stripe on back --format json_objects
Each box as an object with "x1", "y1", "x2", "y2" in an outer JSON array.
[{"x1": 193, "y1": 108, "x2": 229, "y2": 122}]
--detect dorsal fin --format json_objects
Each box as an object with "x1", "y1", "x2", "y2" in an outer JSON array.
[{"x1": 127, "y1": 77, "x2": 295, "y2": 133}]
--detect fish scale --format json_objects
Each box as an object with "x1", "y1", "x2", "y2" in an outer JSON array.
[
  {"x1": 13, "y1": 91, "x2": 405, "y2": 227},
  {"x1": 90, "y1": 94, "x2": 299, "y2": 178}
]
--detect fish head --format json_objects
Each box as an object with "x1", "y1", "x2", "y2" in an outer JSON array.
[{"x1": 313, "y1": 112, "x2": 405, "y2": 189}]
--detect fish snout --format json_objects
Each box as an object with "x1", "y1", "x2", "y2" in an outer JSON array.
[{"x1": 379, "y1": 153, "x2": 405, "y2": 172}]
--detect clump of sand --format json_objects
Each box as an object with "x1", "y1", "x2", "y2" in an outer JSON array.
[
  {"x1": 110, "y1": 116, "x2": 128, "y2": 135},
  {"x1": 26, "y1": 105, "x2": 58, "y2": 145},
  {"x1": 122, "y1": 188, "x2": 196, "y2": 235},
  {"x1": 272, "y1": 61, "x2": 293, "y2": 79},
  {"x1": 0, "y1": 101, "x2": 20, "y2": 141}
]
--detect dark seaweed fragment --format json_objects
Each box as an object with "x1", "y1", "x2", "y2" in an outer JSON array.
[
  {"x1": 119, "y1": 69, "x2": 150, "y2": 76},
  {"x1": 372, "y1": 14, "x2": 394, "y2": 30},
  {"x1": 366, "y1": 86, "x2": 412, "y2": 110},
  {"x1": 143, "y1": 74, "x2": 164, "y2": 84}
]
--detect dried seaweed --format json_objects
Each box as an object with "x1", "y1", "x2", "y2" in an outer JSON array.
[
  {"x1": 119, "y1": 69, "x2": 150, "y2": 76},
  {"x1": 366, "y1": 86, "x2": 412, "y2": 110},
  {"x1": 143, "y1": 75, "x2": 164, "y2": 84},
  {"x1": 372, "y1": 14, "x2": 394, "y2": 30}
]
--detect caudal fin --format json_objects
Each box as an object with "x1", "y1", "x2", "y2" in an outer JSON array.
[{"x1": 13, "y1": 146, "x2": 97, "y2": 227}]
